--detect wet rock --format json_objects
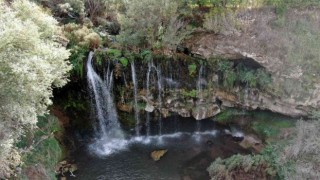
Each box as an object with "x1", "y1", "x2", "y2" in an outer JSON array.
[
  {"x1": 151, "y1": 150, "x2": 168, "y2": 161},
  {"x1": 160, "y1": 108, "x2": 170, "y2": 118},
  {"x1": 55, "y1": 160, "x2": 78, "y2": 177},
  {"x1": 117, "y1": 103, "x2": 133, "y2": 113},
  {"x1": 192, "y1": 104, "x2": 220, "y2": 120},
  {"x1": 239, "y1": 134, "x2": 264, "y2": 152},
  {"x1": 145, "y1": 103, "x2": 155, "y2": 112},
  {"x1": 176, "y1": 108, "x2": 191, "y2": 118}
]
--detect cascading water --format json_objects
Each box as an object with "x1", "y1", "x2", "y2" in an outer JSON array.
[
  {"x1": 196, "y1": 65, "x2": 204, "y2": 133},
  {"x1": 155, "y1": 64, "x2": 163, "y2": 135},
  {"x1": 145, "y1": 61, "x2": 152, "y2": 136},
  {"x1": 87, "y1": 51, "x2": 127, "y2": 155},
  {"x1": 197, "y1": 65, "x2": 204, "y2": 99},
  {"x1": 131, "y1": 60, "x2": 140, "y2": 136}
]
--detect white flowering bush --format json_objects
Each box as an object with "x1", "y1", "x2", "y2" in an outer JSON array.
[{"x1": 0, "y1": 0, "x2": 71, "y2": 178}]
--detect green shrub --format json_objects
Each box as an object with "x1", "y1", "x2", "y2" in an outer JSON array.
[
  {"x1": 188, "y1": 63, "x2": 197, "y2": 76},
  {"x1": 119, "y1": 57, "x2": 129, "y2": 67},
  {"x1": 181, "y1": 89, "x2": 197, "y2": 98},
  {"x1": 216, "y1": 60, "x2": 272, "y2": 89},
  {"x1": 107, "y1": 48, "x2": 122, "y2": 59}
]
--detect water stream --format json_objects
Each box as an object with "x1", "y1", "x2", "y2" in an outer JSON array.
[{"x1": 131, "y1": 60, "x2": 140, "y2": 136}]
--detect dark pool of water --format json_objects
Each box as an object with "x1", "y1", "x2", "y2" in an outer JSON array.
[{"x1": 71, "y1": 117, "x2": 250, "y2": 180}]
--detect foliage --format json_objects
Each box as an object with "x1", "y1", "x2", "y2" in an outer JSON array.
[
  {"x1": 0, "y1": 0, "x2": 70, "y2": 178},
  {"x1": 207, "y1": 144, "x2": 292, "y2": 180},
  {"x1": 107, "y1": 48, "x2": 122, "y2": 59},
  {"x1": 265, "y1": 0, "x2": 320, "y2": 15},
  {"x1": 19, "y1": 115, "x2": 63, "y2": 180},
  {"x1": 207, "y1": 153, "x2": 274, "y2": 180},
  {"x1": 140, "y1": 50, "x2": 153, "y2": 62},
  {"x1": 117, "y1": 0, "x2": 192, "y2": 52},
  {"x1": 251, "y1": 111, "x2": 294, "y2": 138},
  {"x1": 203, "y1": 6, "x2": 237, "y2": 34},
  {"x1": 63, "y1": 23, "x2": 102, "y2": 77},
  {"x1": 188, "y1": 63, "x2": 197, "y2": 76},
  {"x1": 181, "y1": 89, "x2": 197, "y2": 98},
  {"x1": 282, "y1": 119, "x2": 320, "y2": 179},
  {"x1": 217, "y1": 60, "x2": 272, "y2": 89},
  {"x1": 119, "y1": 57, "x2": 129, "y2": 67}
]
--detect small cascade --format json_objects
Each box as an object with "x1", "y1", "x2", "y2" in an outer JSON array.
[
  {"x1": 243, "y1": 85, "x2": 249, "y2": 107},
  {"x1": 145, "y1": 61, "x2": 152, "y2": 136},
  {"x1": 196, "y1": 65, "x2": 205, "y2": 132},
  {"x1": 197, "y1": 64, "x2": 204, "y2": 98},
  {"x1": 155, "y1": 64, "x2": 163, "y2": 135},
  {"x1": 122, "y1": 72, "x2": 128, "y2": 87},
  {"x1": 87, "y1": 51, "x2": 126, "y2": 155},
  {"x1": 131, "y1": 61, "x2": 140, "y2": 136}
]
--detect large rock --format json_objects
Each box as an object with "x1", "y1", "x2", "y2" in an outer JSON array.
[{"x1": 192, "y1": 104, "x2": 220, "y2": 120}]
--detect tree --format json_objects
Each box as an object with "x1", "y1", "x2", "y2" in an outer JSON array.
[{"x1": 0, "y1": 0, "x2": 71, "y2": 178}]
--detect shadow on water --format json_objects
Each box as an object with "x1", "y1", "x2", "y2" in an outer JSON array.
[{"x1": 71, "y1": 117, "x2": 250, "y2": 180}]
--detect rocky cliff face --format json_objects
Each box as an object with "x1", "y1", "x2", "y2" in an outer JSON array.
[{"x1": 182, "y1": 7, "x2": 320, "y2": 117}]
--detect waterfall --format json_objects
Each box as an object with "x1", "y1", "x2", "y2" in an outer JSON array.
[
  {"x1": 131, "y1": 61, "x2": 140, "y2": 136},
  {"x1": 196, "y1": 65, "x2": 204, "y2": 132},
  {"x1": 155, "y1": 64, "x2": 163, "y2": 135},
  {"x1": 145, "y1": 61, "x2": 152, "y2": 136},
  {"x1": 197, "y1": 64, "x2": 204, "y2": 98},
  {"x1": 87, "y1": 51, "x2": 126, "y2": 155}
]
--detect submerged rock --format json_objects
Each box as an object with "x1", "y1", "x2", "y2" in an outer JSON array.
[{"x1": 150, "y1": 150, "x2": 168, "y2": 161}]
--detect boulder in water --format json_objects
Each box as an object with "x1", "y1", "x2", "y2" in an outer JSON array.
[{"x1": 151, "y1": 150, "x2": 168, "y2": 161}]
